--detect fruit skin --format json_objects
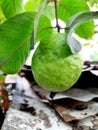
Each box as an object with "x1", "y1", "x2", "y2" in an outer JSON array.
[{"x1": 32, "y1": 33, "x2": 83, "y2": 92}]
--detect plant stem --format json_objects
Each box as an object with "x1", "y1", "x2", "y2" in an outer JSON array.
[{"x1": 54, "y1": 0, "x2": 60, "y2": 32}]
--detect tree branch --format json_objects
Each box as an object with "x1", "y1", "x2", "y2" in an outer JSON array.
[{"x1": 54, "y1": 0, "x2": 60, "y2": 32}]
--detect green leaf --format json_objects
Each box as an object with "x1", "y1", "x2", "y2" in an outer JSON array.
[
  {"x1": 1, "y1": 0, "x2": 24, "y2": 19},
  {"x1": 0, "y1": 12, "x2": 35, "y2": 74},
  {"x1": 33, "y1": 1, "x2": 54, "y2": 42},
  {"x1": 36, "y1": 15, "x2": 52, "y2": 42},
  {"x1": 66, "y1": 34, "x2": 82, "y2": 54},
  {"x1": 58, "y1": 0, "x2": 94, "y2": 39},
  {"x1": 0, "y1": 0, "x2": 2, "y2": 5},
  {"x1": 58, "y1": 0, "x2": 89, "y2": 21},
  {"x1": 66, "y1": 11, "x2": 98, "y2": 29},
  {"x1": 34, "y1": 0, "x2": 48, "y2": 43},
  {"x1": 24, "y1": 0, "x2": 43, "y2": 12},
  {"x1": 75, "y1": 21, "x2": 94, "y2": 39},
  {"x1": 42, "y1": 2, "x2": 55, "y2": 20},
  {"x1": 66, "y1": 11, "x2": 98, "y2": 54},
  {"x1": 0, "y1": 8, "x2": 6, "y2": 23}
]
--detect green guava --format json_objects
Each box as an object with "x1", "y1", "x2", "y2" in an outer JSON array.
[{"x1": 32, "y1": 33, "x2": 83, "y2": 92}]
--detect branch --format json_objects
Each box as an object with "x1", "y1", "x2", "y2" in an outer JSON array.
[{"x1": 54, "y1": 0, "x2": 60, "y2": 32}]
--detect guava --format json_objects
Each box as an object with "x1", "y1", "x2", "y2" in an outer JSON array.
[{"x1": 32, "y1": 33, "x2": 83, "y2": 92}]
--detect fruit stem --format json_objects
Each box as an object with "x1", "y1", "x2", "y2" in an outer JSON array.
[{"x1": 54, "y1": 0, "x2": 60, "y2": 33}]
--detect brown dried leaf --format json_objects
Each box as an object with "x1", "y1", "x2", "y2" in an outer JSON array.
[{"x1": 0, "y1": 86, "x2": 9, "y2": 110}]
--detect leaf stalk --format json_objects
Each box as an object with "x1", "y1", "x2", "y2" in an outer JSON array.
[{"x1": 54, "y1": 0, "x2": 60, "y2": 32}]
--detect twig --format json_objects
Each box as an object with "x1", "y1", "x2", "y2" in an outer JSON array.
[{"x1": 54, "y1": 0, "x2": 60, "y2": 32}]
